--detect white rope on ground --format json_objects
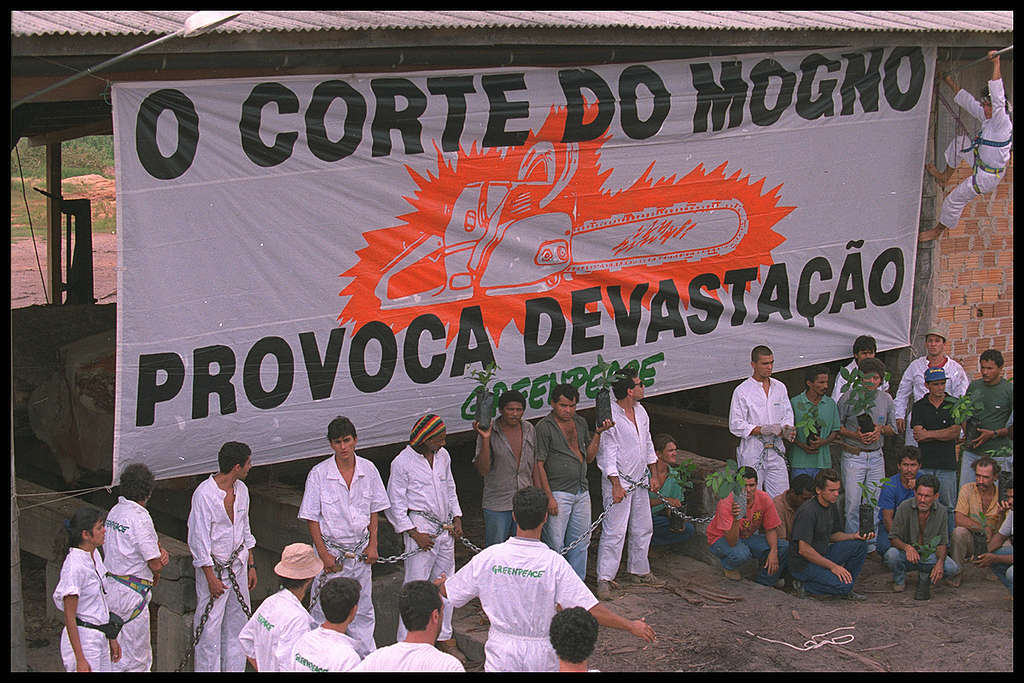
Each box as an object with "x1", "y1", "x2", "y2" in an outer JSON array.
[{"x1": 745, "y1": 626, "x2": 854, "y2": 651}]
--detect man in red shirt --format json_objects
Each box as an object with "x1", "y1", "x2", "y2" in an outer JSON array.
[{"x1": 706, "y1": 466, "x2": 789, "y2": 586}]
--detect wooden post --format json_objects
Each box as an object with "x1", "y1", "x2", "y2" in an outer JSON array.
[{"x1": 45, "y1": 143, "x2": 62, "y2": 305}]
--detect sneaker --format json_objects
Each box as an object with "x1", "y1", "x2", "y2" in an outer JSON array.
[
  {"x1": 892, "y1": 581, "x2": 905, "y2": 593},
  {"x1": 596, "y1": 580, "x2": 613, "y2": 600},
  {"x1": 841, "y1": 590, "x2": 868, "y2": 601},
  {"x1": 631, "y1": 572, "x2": 665, "y2": 586},
  {"x1": 723, "y1": 568, "x2": 742, "y2": 581}
]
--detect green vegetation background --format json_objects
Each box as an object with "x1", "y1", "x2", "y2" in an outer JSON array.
[{"x1": 11, "y1": 136, "x2": 116, "y2": 242}]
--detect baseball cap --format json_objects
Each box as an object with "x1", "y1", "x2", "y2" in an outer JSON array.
[{"x1": 924, "y1": 367, "x2": 948, "y2": 383}]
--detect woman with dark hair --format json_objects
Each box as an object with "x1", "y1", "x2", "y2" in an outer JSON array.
[
  {"x1": 52, "y1": 506, "x2": 122, "y2": 672},
  {"x1": 103, "y1": 463, "x2": 169, "y2": 671},
  {"x1": 648, "y1": 434, "x2": 696, "y2": 550}
]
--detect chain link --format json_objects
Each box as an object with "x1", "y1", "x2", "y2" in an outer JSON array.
[
  {"x1": 309, "y1": 532, "x2": 371, "y2": 606},
  {"x1": 176, "y1": 544, "x2": 251, "y2": 672}
]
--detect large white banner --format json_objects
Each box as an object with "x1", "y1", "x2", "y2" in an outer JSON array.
[{"x1": 112, "y1": 47, "x2": 934, "y2": 480}]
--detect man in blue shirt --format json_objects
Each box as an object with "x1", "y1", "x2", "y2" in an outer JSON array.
[{"x1": 876, "y1": 448, "x2": 922, "y2": 556}]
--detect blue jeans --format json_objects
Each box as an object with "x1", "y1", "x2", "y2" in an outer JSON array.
[
  {"x1": 883, "y1": 547, "x2": 961, "y2": 585},
  {"x1": 960, "y1": 449, "x2": 1014, "y2": 486},
  {"x1": 989, "y1": 546, "x2": 1014, "y2": 594},
  {"x1": 709, "y1": 532, "x2": 789, "y2": 586},
  {"x1": 841, "y1": 450, "x2": 885, "y2": 552},
  {"x1": 791, "y1": 539, "x2": 867, "y2": 595},
  {"x1": 791, "y1": 467, "x2": 821, "y2": 481},
  {"x1": 918, "y1": 468, "x2": 957, "y2": 533},
  {"x1": 875, "y1": 523, "x2": 894, "y2": 556},
  {"x1": 541, "y1": 489, "x2": 592, "y2": 579},
  {"x1": 651, "y1": 512, "x2": 695, "y2": 548},
  {"x1": 483, "y1": 508, "x2": 516, "y2": 547}
]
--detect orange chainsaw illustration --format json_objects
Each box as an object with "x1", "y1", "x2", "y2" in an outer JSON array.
[{"x1": 375, "y1": 141, "x2": 749, "y2": 310}]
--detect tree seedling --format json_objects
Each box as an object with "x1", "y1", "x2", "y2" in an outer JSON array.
[
  {"x1": 706, "y1": 461, "x2": 749, "y2": 519},
  {"x1": 592, "y1": 354, "x2": 622, "y2": 427},
  {"x1": 856, "y1": 477, "x2": 890, "y2": 535},
  {"x1": 468, "y1": 361, "x2": 500, "y2": 429}
]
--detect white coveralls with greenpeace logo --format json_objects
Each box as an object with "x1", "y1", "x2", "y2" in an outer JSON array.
[
  {"x1": 298, "y1": 454, "x2": 389, "y2": 657},
  {"x1": 385, "y1": 444, "x2": 462, "y2": 642},
  {"x1": 53, "y1": 547, "x2": 114, "y2": 672},
  {"x1": 445, "y1": 536, "x2": 599, "y2": 672},
  {"x1": 102, "y1": 496, "x2": 162, "y2": 671},
  {"x1": 238, "y1": 588, "x2": 317, "y2": 672},
  {"x1": 290, "y1": 626, "x2": 362, "y2": 672},
  {"x1": 729, "y1": 376, "x2": 795, "y2": 498},
  {"x1": 596, "y1": 399, "x2": 658, "y2": 582},
  {"x1": 187, "y1": 475, "x2": 257, "y2": 672}
]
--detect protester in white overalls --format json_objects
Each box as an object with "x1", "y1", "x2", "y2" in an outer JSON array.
[
  {"x1": 441, "y1": 487, "x2": 656, "y2": 672},
  {"x1": 385, "y1": 414, "x2": 463, "y2": 656},
  {"x1": 353, "y1": 581, "x2": 464, "y2": 672},
  {"x1": 238, "y1": 543, "x2": 321, "y2": 671},
  {"x1": 921, "y1": 51, "x2": 1013, "y2": 242},
  {"x1": 187, "y1": 441, "x2": 258, "y2": 672},
  {"x1": 53, "y1": 506, "x2": 122, "y2": 672},
  {"x1": 103, "y1": 463, "x2": 169, "y2": 671},
  {"x1": 299, "y1": 416, "x2": 389, "y2": 657},
  {"x1": 595, "y1": 365, "x2": 661, "y2": 600},
  {"x1": 290, "y1": 577, "x2": 363, "y2": 672},
  {"x1": 729, "y1": 345, "x2": 796, "y2": 499}
]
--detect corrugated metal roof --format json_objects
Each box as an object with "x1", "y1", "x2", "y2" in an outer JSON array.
[{"x1": 10, "y1": 10, "x2": 1014, "y2": 37}]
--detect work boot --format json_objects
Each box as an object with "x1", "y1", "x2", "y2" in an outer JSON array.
[
  {"x1": 841, "y1": 590, "x2": 867, "y2": 601},
  {"x1": 723, "y1": 568, "x2": 742, "y2": 581},
  {"x1": 948, "y1": 572, "x2": 963, "y2": 588},
  {"x1": 596, "y1": 580, "x2": 613, "y2": 600},
  {"x1": 892, "y1": 581, "x2": 905, "y2": 593}
]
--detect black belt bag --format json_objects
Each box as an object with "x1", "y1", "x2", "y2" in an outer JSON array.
[{"x1": 76, "y1": 611, "x2": 125, "y2": 640}]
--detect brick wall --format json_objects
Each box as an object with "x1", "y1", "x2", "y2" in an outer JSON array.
[{"x1": 931, "y1": 160, "x2": 1014, "y2": 379}]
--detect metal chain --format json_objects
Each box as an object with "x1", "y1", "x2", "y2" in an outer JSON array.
[
  {"x1": 175, "y1": 544, "x2": 250, "y2": 672},
  {"x1": 309, "y1": 532, "x2": 371, "y2": 606}
]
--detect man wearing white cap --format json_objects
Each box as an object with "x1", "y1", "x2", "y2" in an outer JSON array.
[
  {"x1": 385, "y1": 414, "x2": 462, "y2": 654},
  {"x1": 894, "y1": 327, "x2": 969, "y2": 448},
  {"x1": 299, "y1": 416, "x2": 389, "y2": 657},
  {"x1": 238, "y1": 543, "x2": 322, "y2": 672}
]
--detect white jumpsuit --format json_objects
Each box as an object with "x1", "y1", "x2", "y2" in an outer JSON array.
[
  {"x1": 238, "y1": 588, "x2": 316, "y2": 672},
  {"x1": 729, "y1": 376, "x2": 795, "y2": 498},
  {"x1": 445, "y1": 536, "x2": 598, "y2": 672},
  {"x1": 596, "y1": 400, "x2": 658, "y2": 582},
  {"x1": 53, "y1": 547, "x2": 113, "y2": 672},
  {"x1": 187, "y1": 475, "x2": 257, "y2": 672},
  {"x1": 385, "y1": 444, "x2": 462, "y2": 642},
  {"x1": 290, "y1": 626, "x2": 362, "y2": 672},
  {"x1": 939, "y1": 79, "x2": 1013, "y2": 230},
  {"x1": 102, "y1": 496, "x2": 162, "y2": 671},
  {"x1": 298, "y1": 454, "x2": 389, "y2": 657},
  {"x1": 353, "y1": 641, "x2": 465, "y2": 672}
]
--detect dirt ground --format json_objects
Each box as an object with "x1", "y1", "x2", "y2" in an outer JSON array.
[{"x1": 10, "y1": 175, "x2": 1014, "y2": 672}]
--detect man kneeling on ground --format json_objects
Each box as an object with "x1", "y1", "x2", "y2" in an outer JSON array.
[
  {"x1": 707, "y1": 466, "x2": 788, "y2": 586},
  {"x1": 789, "y1": 469, "x2": 873, "y2": 600},
  {"x1": 883, "y1": 474, "x2": 961, "y2": 595}
]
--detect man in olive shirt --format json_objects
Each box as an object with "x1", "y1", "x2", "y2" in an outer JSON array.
[
  {"x1": 789, "y1": 469, "x2": 872, "y2": 600},
  {"x1": 882, "y1": 475, "x2": 961, "y2": 594},
  {"x1": 960, "y1": 349, "x2": 1014, "y2": 486},
  {"x1": 534, "y1": 384, "x2": 612, "y2": 579}
]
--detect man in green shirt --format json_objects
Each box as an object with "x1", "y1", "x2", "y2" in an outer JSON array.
[
  {"x1": 882, "y1": 474, "x2": 962, "y2": 595},
  {"x1": 789, "y1": 365, "x2": 841, "y2": 480},
  {"x1": 960, "y1": 349, "x2": 1014, "y2": 486}
]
